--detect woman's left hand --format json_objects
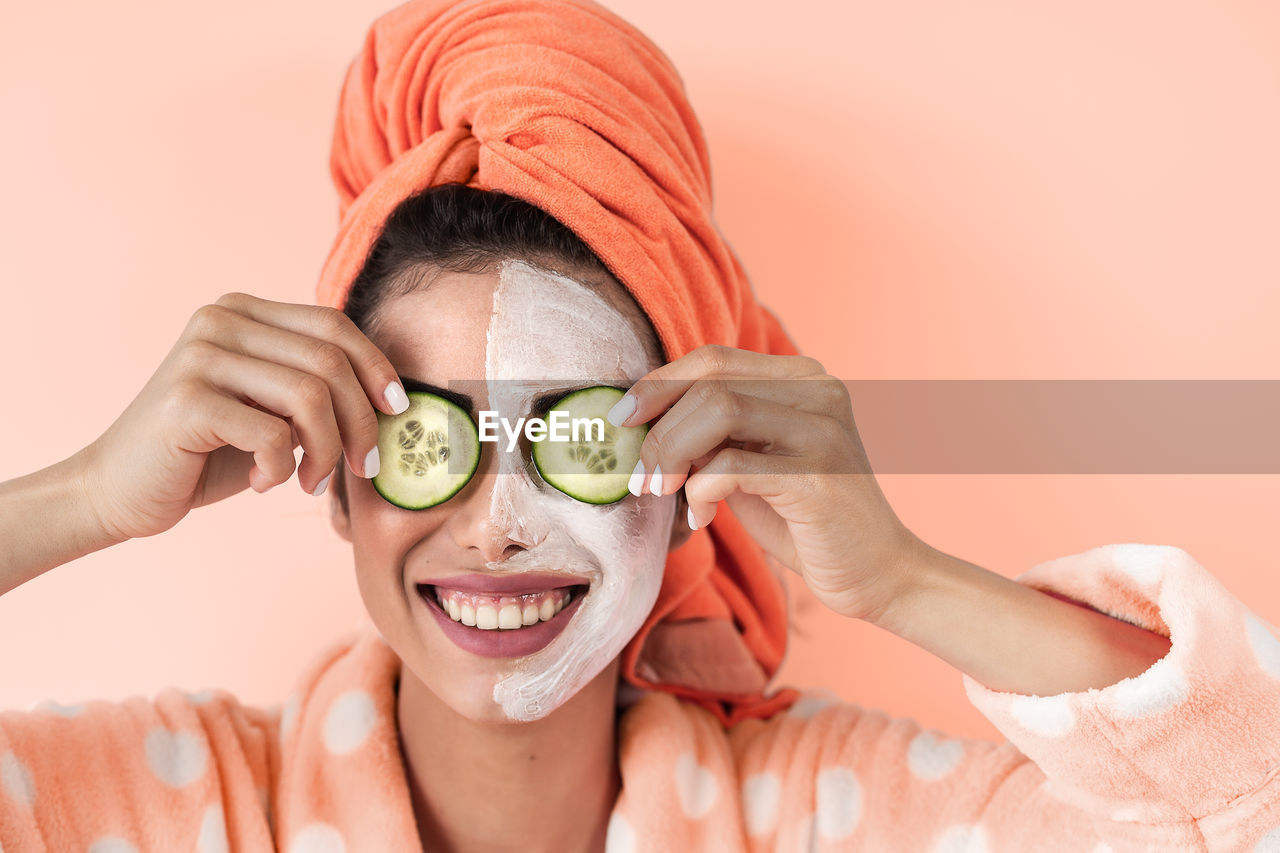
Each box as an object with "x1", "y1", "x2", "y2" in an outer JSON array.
[{"x1": 610, "y1": 344, "x2": 925, "y2": 624}]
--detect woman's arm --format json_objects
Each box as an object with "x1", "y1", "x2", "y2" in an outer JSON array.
[
  {"x1": 871, "y1": 538, "x2": 1172, "y2": 695},
  {"x1": 1, "y1": 293, "x2": 405, "y2": 599},
  {"x1": 622, "y1": 347, "x2": 1280, "y2": 841},
  {"x1": 615, "y1": 344, "x2": 1173, "y2": 697},
  {"x1": 0, "y1": 450, "x2": 123, "y2": 597}
]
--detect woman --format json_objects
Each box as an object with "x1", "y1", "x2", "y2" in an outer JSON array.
[{"x1": 2, "y1": 0, "x2": 1277, "y2": 850}]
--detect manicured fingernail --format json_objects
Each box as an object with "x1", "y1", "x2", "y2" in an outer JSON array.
[
  {"x1": 649, "y1": 464, "x2": 663, "y2": 496},
  {"x1": 312, "y1": 471, "x2": 332, "y2": 497},
  {"x1": 385, "y1": 381, "x2": 410, "y2": 415},
  {"x1": 364, "y1": 446, "x2": 380, "y2": 479},
  {"x1": 687, "y1": 506, "x2": 699, "y2": 530},
  {"x1": 628, "y1": 459, "x2": 646, "y2": 497},
  {"x1": 607, "y1": 393, "x2": 636, "y2": 427}
]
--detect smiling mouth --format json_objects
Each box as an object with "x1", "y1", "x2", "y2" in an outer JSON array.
[{"x1": 417, "y1": 583, "x2": 589, "y2": 630}]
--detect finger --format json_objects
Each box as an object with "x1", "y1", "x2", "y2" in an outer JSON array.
[
  {"x1": 631, "y1": 374, "x2": 845, "y2": 488},
  {"x1": 195, "y1": 445, "x2": 256, "y2": 508},
  {"x1": 607, "y1": 344, "x2": 826, "y2": 428},
  {"x1": 195, "y1": 343, "x2": 346, "y2": 494},
  {"x1": 682, "y1": 447, "x2": 798, "y2": 530},
  {"x1": 637, "y1": 390, "x2": 835, "y2": 497},
  {"x1": 175, "y1": 384, "x2": 299, "y2": 492},
  {"x1": 191, "y1": 306, "x2": 383, "y2": 479},
  {"x1": 208, "y1": 294, "x2": 409, "y2": 416},
  {"x1": 650, "y1": 374, "x2": 851, "y2": 433}
]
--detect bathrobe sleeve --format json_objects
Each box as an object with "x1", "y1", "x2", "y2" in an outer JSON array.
[
  {"x1": 723, "y1": 543, "x2": 1280, "y2": 851},
  {"x1": 0, "y1": 687, "x2": 280, "y2": 851},
  {"x1": 959, "y1": 543, "x2": 1280, "y2": 850}
]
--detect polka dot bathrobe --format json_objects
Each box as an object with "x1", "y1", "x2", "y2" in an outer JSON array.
[{"x1": 3, "y1": 544, "x2": 1280, "y2": 850}]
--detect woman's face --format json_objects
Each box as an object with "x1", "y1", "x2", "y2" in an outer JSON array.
[{"x1": 336, "y1": 259, "x2": 684, "y2": 723}]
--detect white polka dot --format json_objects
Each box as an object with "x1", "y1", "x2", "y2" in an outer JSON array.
[
  {"x1": 186, "y1": 689, "x2": 217, "y2": 705},
  {"x1": 280, "y1": 693, "x2": 302, "y2": 738},
  {"x1": 1108, "y1": 656, "x2": 1188, "y2": 718},
  {"x1": 815, "y1": 766, "x2": 862, "y2": 840},
  {"x1": 145, "y1": 728, "x2": 208, "y2": 787},
  {"x1": 1106, "y1": 544, "x2": 1180, "y2": 587},
  {"x1": 198, "y1": 802, "x2": 229, "y2": 853},
  {"x1": 673, "y1": 751, "x2": 718, "y2": 819},
  {"x1": 32, "y1": 699, "x2": 85, "y2": 717},
  {"x1": 934, "y1": 823, "x2": 990, "y2": 853},
  {"x1": 742, "y1": 772, "x2": 781, "y2": 836},
  {"x1": 1255, "y1": 826, "x2": 1280, "y2": 852},
  {"x1": 907, "y1": 731, "x2": 965, "y2": 780},
  {"x1": 1010, "y1": 693, "x2": 1075, "y2": 737},
  {"x1": 605, "y1": 812, "x2": 636, "y2": 853},
  {"x1": 787, "y1": 689, "x2": 839, "y2": 720},
  {"x1": 1, "y1": 752, "x2": 34, "y2": 808},
  {"x1": 1246, "y1": 613, "x2": 1280, "y2": 679},
  {"x1": 1094, "y1": 843, "x2": 1116, "y2": 853},
  {"x1": 288, "y1": 822, "x2": 346, "y2": 853},
  {"x1": 88, "y1": 839, "x2": 139, "y2": 853},
  {"x1": 323, "y1": 691, "x2": 376, "y2": 755}
]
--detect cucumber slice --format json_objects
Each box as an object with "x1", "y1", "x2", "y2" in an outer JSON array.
[
  {"x1": 531, "y1": 386, "x2": 647, "y2": 504},
  {"x1": 372, "y1": 391, "x2": 480, "y2": 510}
]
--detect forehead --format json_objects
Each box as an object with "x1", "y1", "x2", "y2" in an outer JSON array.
[
  {"x1": 486, "y1": 259, "x2": 652, "y2": 385},
  {"x1": 372, "y1": 260, "x2": 661, "y2": 396}
]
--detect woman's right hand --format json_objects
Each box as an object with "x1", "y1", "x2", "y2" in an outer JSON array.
[{"x1": 79, "y1": 292, "x2": 409, "y2": 543}]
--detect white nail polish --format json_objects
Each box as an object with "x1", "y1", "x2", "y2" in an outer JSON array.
[
  {"x1": 312, "y1": 472, "x2": 332, "y2": 497},
  {"x1": 364, "y1": 446, "x2": 380, "y2": 479},
  {"x1": 649, "y1": 464, "x2": 663, "y2": 496},
  {"x1": 606, "y1": 393, "x2": 636, "y2": 428},
  {"x1": 687, "y1": 506, "x2": 698, "y2": 530},
  {"x1": 385, "y1": 381, "x2": 410, "y2": 415},
  {"x1": 628, "y1": 459, "x2": 645, "y2": 497}
]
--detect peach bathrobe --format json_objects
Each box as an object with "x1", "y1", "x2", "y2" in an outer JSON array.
[{"x1": 3, "y1": 543, "x2": 1280, "y2": 851}]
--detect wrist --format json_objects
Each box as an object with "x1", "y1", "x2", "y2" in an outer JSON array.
[
  {"x1": 67, "y1": 443, "x2": 130, "y2": 549},
  {"x1": 864, "y1": 535, "x2": 950, "y2": 635},
  {"x1": 0, "y1": 449, "x2": 128, "y2": 596}
]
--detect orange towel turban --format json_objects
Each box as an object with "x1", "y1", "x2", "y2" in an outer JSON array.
[{"x1": 316, "y1": 0, "x2": 800, "y2": 725}]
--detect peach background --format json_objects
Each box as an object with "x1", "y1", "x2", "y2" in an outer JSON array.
[{"x1": 1, "y1": 0, "x2": 1277, "y2": 742}]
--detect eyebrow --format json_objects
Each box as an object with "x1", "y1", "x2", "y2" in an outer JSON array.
[{"x1": 397, "y1": 377, "x2": 625, "y2": 414}]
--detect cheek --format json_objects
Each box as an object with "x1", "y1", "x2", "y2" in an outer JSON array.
[
  {"x1": 345, "y1": 477, "x2": 445, "y2": 558},
  {"x1": 571, "y1": 500, "x2": 674, "y2": 590}
]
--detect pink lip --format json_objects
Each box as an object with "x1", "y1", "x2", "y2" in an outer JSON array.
[{"x1": 422, "y1": 572, "x2": 589, "y2": 596}]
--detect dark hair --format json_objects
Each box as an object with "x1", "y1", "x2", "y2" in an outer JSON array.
[
  {"x1": 344, "y1": 183, "x2": 619, "y2": 336},
  {"x1": 332, "y1": 182, "x2": 659, "y2": 516}
]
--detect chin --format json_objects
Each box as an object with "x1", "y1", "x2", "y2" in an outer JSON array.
[{"x1": 443, "y1": 685, "x2": 536, "y2": 725}]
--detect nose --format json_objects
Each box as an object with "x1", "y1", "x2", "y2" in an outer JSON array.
[{"x1": 447, "y1": 464, "x2": 548, "y2": 563}]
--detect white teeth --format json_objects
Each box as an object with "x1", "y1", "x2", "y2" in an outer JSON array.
[
  {"x1": 432, "y1": 586, "x2": 577, "y2": 629},
  {"x1": 476, "y1": 605, "x2": 499, "y2": 630},
  {"x1": 498, "y1": 604, "x2": 523, "y2": 629}
]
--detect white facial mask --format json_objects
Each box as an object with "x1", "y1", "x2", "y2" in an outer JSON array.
[{"x1": 481, "y1": 259, "x2": 674, "y2": 721}]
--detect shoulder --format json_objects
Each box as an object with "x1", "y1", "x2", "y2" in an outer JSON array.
[{"x1": 1, "y1": 686, "x2": 281, "y2": 848}]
